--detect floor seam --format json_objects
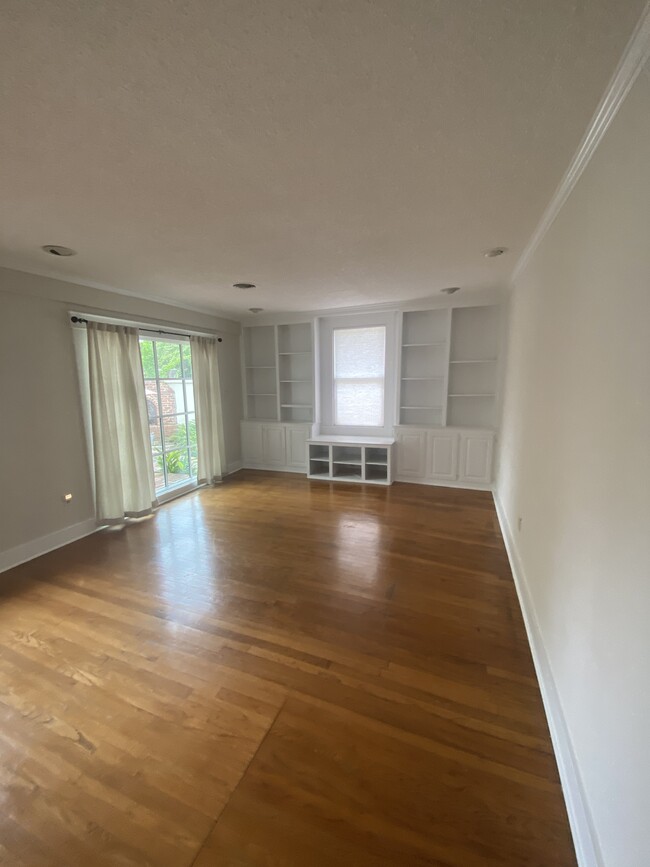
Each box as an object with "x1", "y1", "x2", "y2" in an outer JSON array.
[{"x1": 187, "y1": 693, "x2": 289, "y2": 867}]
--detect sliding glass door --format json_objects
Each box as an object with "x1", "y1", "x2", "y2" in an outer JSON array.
[{"x1": 139, "y1": 338, "x2": 197, "y2": 494}]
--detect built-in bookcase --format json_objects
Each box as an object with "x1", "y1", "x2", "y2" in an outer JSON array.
[
  {"x1": 399, "y1": 309, "x2": 450, "y2": 426},
  {"x1": 242, "y1": 323, "x2": 314, "y2": 422},
  {"x1": 447, "y1": 306, "x2": 499, "y2": 428},
  {"x1": 278, "y1": 323, "x2": 314, "y2": 422},
  {"x1": 243, "y1": 325, "x2": 277, "y2": 420}
]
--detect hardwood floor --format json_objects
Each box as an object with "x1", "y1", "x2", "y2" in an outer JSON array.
[{"x1": 0, "y1": 471, "x2": 576, "y2": 866}]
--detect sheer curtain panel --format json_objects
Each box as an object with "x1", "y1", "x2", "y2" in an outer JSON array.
[
  {"x1": 190, "y1": 336, "x2": 225, "y2": 484},
  {"x1": 87, "y1": 323, "x2": 156, "y2": 523}
]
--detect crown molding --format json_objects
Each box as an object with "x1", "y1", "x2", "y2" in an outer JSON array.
[{"x1": 513, "y1": 2, "x2": 650, "y2": 282}]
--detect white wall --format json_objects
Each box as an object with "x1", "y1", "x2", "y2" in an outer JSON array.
[
  {"x1": 496, "y1": 65, "x2": 650, "y2": 867},
  {"x1": 0, "y1": 268, "x2": 242, "y2": 561}
]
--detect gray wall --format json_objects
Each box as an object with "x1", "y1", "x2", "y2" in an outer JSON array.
[
  {"x1": 496, "y1": 64, "x2": 650, "y2": 867},
  {"x1": 0, "y1": 268, "x2": 242, "y2": 555}
]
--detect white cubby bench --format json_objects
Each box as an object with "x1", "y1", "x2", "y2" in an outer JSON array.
[{"x1": 307, "y1": 435, "x2": 394, "y2": 485}]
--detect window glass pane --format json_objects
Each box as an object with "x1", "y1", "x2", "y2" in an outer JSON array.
[
  {"x1": 161, "y1": 450, "x2": 191, "y2": 486},
  {"x1": 148, "y1": 418, "x2": 163, "y2": 453},
  {"x1": 186, "y1": 413, "x2": 197, "y2": 454},
  {"x1": 140, "y1": 340, "x2": 155, "y2": 378},
  {"x1": 182, "y1": 344, "x2": 193, "y2": 379},
  {"x1": 185, "y1": 380, "x2": 195, "y2": 413},
  {"x1": 144, "y1": 385, "x2": 160, "y2": 419},
  {"x1": 155, "y1": 343, "x2": 182, "y2": 378},
  {"x1": 163, "y1": 414, "x2": 189, "y2": 451},
  {"x1": 334, "y1": 326, "x2": 385, "y2": 378},
  {"x1": 335, "y1": 381, "x2": 384, "y2": 426},
  {"x1": 160, "y1": 380, "x2": 185, "y2": 415}
]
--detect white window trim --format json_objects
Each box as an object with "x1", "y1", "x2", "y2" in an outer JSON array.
[{"x1": 318, "y1": 311, "x2": 398, "y2": 437}]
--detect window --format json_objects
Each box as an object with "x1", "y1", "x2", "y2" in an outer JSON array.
[
  {"x1": 333, "y1": 325, "x2": 386, "y2": 426},
  {"x1": 139, "y1": 338, "x2": 197, "y2": 493}
]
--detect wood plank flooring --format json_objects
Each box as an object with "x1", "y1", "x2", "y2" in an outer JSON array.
[{"x1": 0, "y1": 471, "x2": 577, "y2": 866}]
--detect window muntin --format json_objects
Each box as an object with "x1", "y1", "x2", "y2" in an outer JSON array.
[{"x1": 333, "y1": 326, "x2": 386, "y2": 427}]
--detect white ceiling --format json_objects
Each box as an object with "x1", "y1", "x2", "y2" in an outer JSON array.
[{"x1": 0, "y1": 1, "x2": 644, "y2": 317}]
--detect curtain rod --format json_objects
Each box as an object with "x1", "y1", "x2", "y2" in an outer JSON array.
[{"x1": 70, "y1": 315, "x2": 223, "y2": 342}]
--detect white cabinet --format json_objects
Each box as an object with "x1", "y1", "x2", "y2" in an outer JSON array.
[
  {"x1": 396, "y1": 429, "x2": 427, "y2": 478},
  {"x1": 428, "y1": 431, "x2": 458, "y2": 481},
  {"x1": 241, "y1": 423, "x2": 263, "y2": 465},
  {"x1": 458, "y1": 432, "x2": 493, "y2": 484},
  {"x1": 261, "y1": 425, "x2": 286, "y2": 466},
  {"x1": 241, "y1": 421, "x2": 310, "y2": 472},
  {"x1": 286, "y1": 426, "x2": 308, "y2": 468},
  {"x1": 394, "y1": 426, "x2": 494, "y2": 489}
]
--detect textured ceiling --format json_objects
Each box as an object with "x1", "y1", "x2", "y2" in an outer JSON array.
[{"x1": 0, "y1": 0, "x2": 644, "y2": 316}]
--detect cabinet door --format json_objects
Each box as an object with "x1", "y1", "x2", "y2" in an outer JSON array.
[
  {"x1": 261, "y1": 425, "x2": 286, "y2": 467},
  {"x1": 285, "y1": 426, "x2": 308, "y2": 469},
  {"x1": 458, "y1": 433, "x2": 493, "y2": 484},
  {"x1": 241, "y1": 423, "x2": 263, "y2": 465},
  {"x1": 396, "y1": 430, "x2": 427, "y2": 479},
  {"x1": 428, "y1": 432, "x2": 459, "y2": 480}
]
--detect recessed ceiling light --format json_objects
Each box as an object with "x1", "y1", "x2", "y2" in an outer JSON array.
[
  {"x1": 234, "y1": 282, "x2": 256, "y2": 289},
  {"x1": 441, "y1": 286, "x2": 460, "y2": 295},
  {"x1": 248, "y1": 307, "x2": 264, "y2": 314},
  {"x1": 42, "y1": 245, "x2": 76, "y2": 257},
  {"x1": 484, "y1": 247, "x2": 507, "y2": 258}
]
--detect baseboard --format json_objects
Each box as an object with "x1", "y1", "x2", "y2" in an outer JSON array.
[
  {"x1": 225, "y1": 460, "x2": 243, "y2": 475},
  {"x1": 0, "y1": 517, "x2": 98, "y2": 574},
  {"x1": 492, "y1": 492, "x2": 602, "y2": 867},
  {"x1": 395, "y1": 475, "x2": 492, "y2": 491},
  {"x1": 241, "y1": 462, "x2": 306, "y2": 474}
]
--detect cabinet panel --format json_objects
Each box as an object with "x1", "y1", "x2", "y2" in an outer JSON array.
[
  {"x1": 396, "y1": 430, "x2": 427, "y2": 478},
  {"x1": 459, "y1": 433, "x2": 493, "y2": 484},
  {"x1": 428, "y1": 432, "x2": 458, "y2": 480},
  {"x1": 261, "y1": 425, "x2": 286, "y2": 466},
  {"x1": 286, "y1": 426, "x2": 308, "y2": 469},
  {"x1": 241, "y1": 424, "x2": 263, "y2": 465}
]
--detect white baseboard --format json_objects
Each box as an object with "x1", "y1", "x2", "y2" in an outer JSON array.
[
  {"x1": 225, "y1": 460, "x2": 244, "y2": 476},
  {"x1": 395, "y1": 475, "x2": 492, "y2": 491},
  {"x1": 493, "y1": 492, "x2": 602, "y2": 867},
  {"x1": 241, "y1": 462, "x2": 305, "y2": 474},
  {"x1": 0, "y1": 517, "x2": 98, "y2": 574}
]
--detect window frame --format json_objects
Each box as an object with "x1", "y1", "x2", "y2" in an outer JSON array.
[
  {"x1": 332, "y1": 324, "x2": 387, "y2": 427},
  {"x1": 139, "y1": 334, "x2": 198, "y2": 498},
  {"x1": 317, "y1": 310, "x2": 398, "y2": 437}
]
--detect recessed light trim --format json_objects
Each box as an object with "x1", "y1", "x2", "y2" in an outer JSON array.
[
  {"x1": 42, "y1": 245, "x2": 76, "y2": 257},
  {"x1": 234, "y1": 282, "x2": 256, "y2": 289},
  {"x1": 248, "y1": 307, "x2": 264, "y2": 314},
  {"x1": 484, "y1": 247, "x2": 507, "y2": 258},
  {"x1": 441, "y1": 286, "x2": 460, "y2": 295}
]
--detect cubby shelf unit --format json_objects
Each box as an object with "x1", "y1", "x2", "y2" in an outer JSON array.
[
  {"x1": 307, "y1": 436, "x2": 394, "y2": 485},
  {"x1": 242, "y1": 323, "x2": 314, "y2": 423}
]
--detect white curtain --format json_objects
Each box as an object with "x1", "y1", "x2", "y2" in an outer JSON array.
[
  {"x1": 87, "y1": 323, "x2": 156, "y2": 523},
  {"x1": 191, "y1": 336, "x2": 225, "y2": 484}
]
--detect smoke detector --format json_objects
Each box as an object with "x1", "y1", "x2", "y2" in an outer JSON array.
[
  {"x1": 248, "y1": 307, "x2": 264, "y2": 314},
  {"x1": 441, "y1": 286, "x2": 460, "y2": 295},
  {"x1": 234, "y1": 282, "x2": 256, "y2": 289},
  {"x1": 484, "y1": 247, "x2": 507, "y2": 258}
]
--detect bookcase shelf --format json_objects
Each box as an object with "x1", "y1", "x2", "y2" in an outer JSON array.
[{"x1": 243, "y1": 322, "x2": 314, "y2": 422}]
